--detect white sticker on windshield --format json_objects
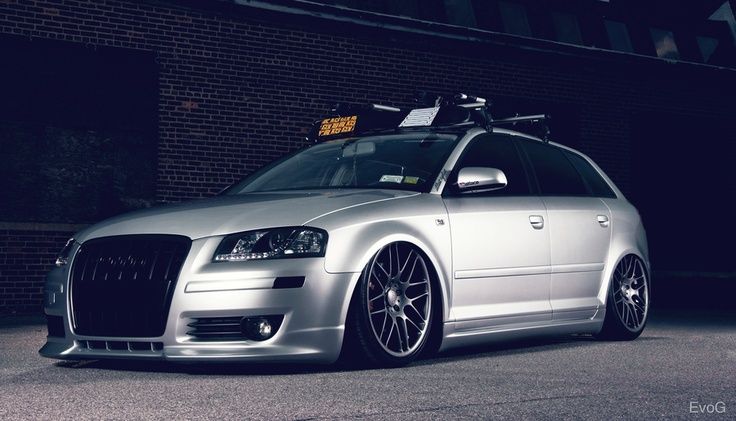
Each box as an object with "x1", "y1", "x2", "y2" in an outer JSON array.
[
  {"x1": 399, "y1": 107, "x2": 440, "y2": 127},
  {"x1": 379, "y1": 175, "x2": 404, "y2": 183}
]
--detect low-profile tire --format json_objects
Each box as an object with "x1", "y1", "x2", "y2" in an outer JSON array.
[
  {"x1": 342, "y1": 242, "x2": 434, "y2": 367},
  {"x1": 595, "y1": 254, "x2": 650, "y2": 341}
]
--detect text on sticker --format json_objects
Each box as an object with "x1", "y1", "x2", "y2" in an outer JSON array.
[{"x1": 319, "y1": 116, "x2": 357, "y2": 136}]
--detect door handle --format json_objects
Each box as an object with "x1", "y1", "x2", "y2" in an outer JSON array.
[
  {"x1": 597, "y1": 215, "x2": 610, "y2": 228},
  {"x1": 529, "y1": 215, "x2": 544, "y2": 230}
]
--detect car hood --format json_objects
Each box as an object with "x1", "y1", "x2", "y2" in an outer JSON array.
[{"x1": 75, "y1": 189, "x2": 418, "y2": 242}]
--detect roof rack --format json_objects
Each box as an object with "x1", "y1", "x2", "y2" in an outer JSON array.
[
  {"x1": 492, "y1": 114, "x2": 551, "y2": 142},
  {"x1": 331, "y1": 102, "x2": 402, "y2": 115},
  {"x1": 308, "y1": 93, "x2": 552, "y2": 142}
]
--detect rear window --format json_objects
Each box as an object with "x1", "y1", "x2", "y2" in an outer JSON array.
[{"x1": 564, "y1": 151, "x2": 617, "y2": 198}]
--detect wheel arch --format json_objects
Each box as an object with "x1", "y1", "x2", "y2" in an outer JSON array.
[
  {"x1": 599, "y1": 199, "x2": 651, "y2": 306},
  {"x1": 598, "y1": 248, "x2": 652, "y2": 306},
  {"x1": 330, "y1": 230, "x2": 451, "y2": 336}
]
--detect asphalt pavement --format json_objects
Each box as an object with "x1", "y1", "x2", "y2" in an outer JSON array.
[{"x1": 0, "y1": 309, "x2": 733, "y2": 420}]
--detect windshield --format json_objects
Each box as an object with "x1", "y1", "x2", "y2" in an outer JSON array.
[{"x1": 226, "y1": 132, "x2": 459, "y2": 194}]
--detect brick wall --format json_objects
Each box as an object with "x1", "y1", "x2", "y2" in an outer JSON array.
[
  {"x1": 0, "y1": 0, "x2": 734, "y2": 314},
  {"x1": 0, "y1": 225, "x2": 78, "y2": 314}
]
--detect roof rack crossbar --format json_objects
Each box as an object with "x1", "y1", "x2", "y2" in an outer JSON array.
[
  {"x1": 330, "y1": 102, "x2": 401, "y2": 115},
  {"x1": 491, "y1": 114, "x2": 549, "y2": 125},
  {"x1": 457, "y1": 102, "x2": 487, "y2": 109},
  {"x1": 369, "y1": 104, "x2": 401, "y2": 112},
  {"x1": 491, "y1": 114, "x2": 551, "y2": 142}
]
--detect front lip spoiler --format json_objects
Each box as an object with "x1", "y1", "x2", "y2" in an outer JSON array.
[{"x1": 39, "y1": 325, "x2": 344, "y2": 363}]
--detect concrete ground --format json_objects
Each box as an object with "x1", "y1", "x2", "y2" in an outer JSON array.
[{"x1": 0, "y1": 309, "x2": 733, "y2": 420}]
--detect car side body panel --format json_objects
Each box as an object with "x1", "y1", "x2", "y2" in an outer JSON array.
[
  {"x1": 598, "y1": 197, "x2": 651, "y2": 305},
  {"x1": 444, "y1": 195, "x2": 552, "y2": 327},
  {"x1": 545, "y1": 196, "x2": 612, "y2": 320}
]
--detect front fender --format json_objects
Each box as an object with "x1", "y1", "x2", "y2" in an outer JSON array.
[{"x1": 320, "y1": 216, "x2": 452, "y2": 323}]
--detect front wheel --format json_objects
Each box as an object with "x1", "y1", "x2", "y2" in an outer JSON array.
[
  {"x1": 343, "y1": 242, "x2": 434, "y2": 367},
  {"x1": 596, "y1": 254, "x2": 650, "y2": 341}
]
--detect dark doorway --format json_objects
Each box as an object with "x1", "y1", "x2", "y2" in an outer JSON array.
[
  {"x1": 0, "y1": 35, "x2": 158, "y2": 224},
  {"x1": 631, "y1": 112, "x2": 735, "y2": 274}
]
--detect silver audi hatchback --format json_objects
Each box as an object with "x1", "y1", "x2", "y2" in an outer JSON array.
[{"x1": 41, "y1": 95, "x2": 650, "y2": 367}]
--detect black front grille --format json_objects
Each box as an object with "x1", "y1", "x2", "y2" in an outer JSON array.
[
  {"x1": 187, "y1": 317, "x2": 245, "y2": 342},
  {"x1": 78, "y1": 340, "x2": 164, "y2": 352},
  {"x1": 70, "y1": 234, "x2": 191, "y2": 337}
]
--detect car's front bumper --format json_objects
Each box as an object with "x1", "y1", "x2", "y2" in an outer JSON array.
[{"x1": 40, "y1": 237, "x2": 361, "y2": 364}]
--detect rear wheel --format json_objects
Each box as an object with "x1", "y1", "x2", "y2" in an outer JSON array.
[
  {"x1": 596, "y1": 254, "x2": 650, "y2": 340},
  {"x1": 343, "y1": 242, "x2": 433, "y2": 367}
]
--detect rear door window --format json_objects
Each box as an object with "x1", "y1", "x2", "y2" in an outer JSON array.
[
  {"x1": 564, "y1": 151, "x2": 617, "y2": 198},
  {"x1": 518, "y1": 139, "x2": 588, "y2": 196}
]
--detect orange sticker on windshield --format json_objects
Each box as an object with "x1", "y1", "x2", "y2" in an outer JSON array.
[{"x1": 318, "y1": 116, "x2": 357, "y2": 137}]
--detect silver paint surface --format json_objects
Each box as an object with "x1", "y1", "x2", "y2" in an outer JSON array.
[{"x1": 41, "y1": 128, "x2": 649, "y2": 363}]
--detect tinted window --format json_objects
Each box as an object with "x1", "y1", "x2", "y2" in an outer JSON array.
[
  {"x1": 448, "y1": 134, "x2": 530, "y2": 196},
  {"x1": 650, "y1": 28, "x2": 680, "y2": 60},
  {"x1": 552, "y1": 12, "x2": 583, "y2": 45},
  {"x1": 498, "y1": 1, "x2": 532, "y2": 37},
  {"x1": 519, "y1": 140, "x2": 587, "y2": 196},
  {"x1": 564, "y1": 151, "x2": 617, "y2": 198},
  {"x1": 444, "y1": 0, "x2": 477, "y2": 27},
  {"x1": 696, "y1": 36, "x2": 719, "y2": 63},
  {"x1": 605, "y1": 20, "x2": 634, "y2": 53}
]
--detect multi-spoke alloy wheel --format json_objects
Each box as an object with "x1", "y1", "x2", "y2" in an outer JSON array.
[
  {"x1": 343, "y1": 242, "x2": 434, "y2": 366},
  {"x1": 366, "y1": 242, "x2": 431, "y2": 357},
  {"x1": 597, "y1": 254, "x2": 649, "y2": 340}
]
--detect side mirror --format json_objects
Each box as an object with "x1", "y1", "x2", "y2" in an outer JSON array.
[{"x1": 456, "y1": 167, "x2": 508, "y2": 193}]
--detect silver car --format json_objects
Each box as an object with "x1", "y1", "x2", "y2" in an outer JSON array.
[{"x1": 40, "y1": 98, "x2": 650, "y2": 367}]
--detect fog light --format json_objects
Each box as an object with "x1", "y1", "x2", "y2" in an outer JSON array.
[{"x1": 241, "y1": 316, "x2": 283, "y2": 341}]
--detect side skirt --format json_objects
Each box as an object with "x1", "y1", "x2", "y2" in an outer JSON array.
[{"x1": 438, "y1": 309, "x2": 605, "y2": 353}]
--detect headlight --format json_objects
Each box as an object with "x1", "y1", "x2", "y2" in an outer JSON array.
[
  {"x1": 55, "y1": 238, "x2": 75, "y2": 267},
  {"x1": 213, "y1": 227, "x2": 328, "y2": 262}
]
